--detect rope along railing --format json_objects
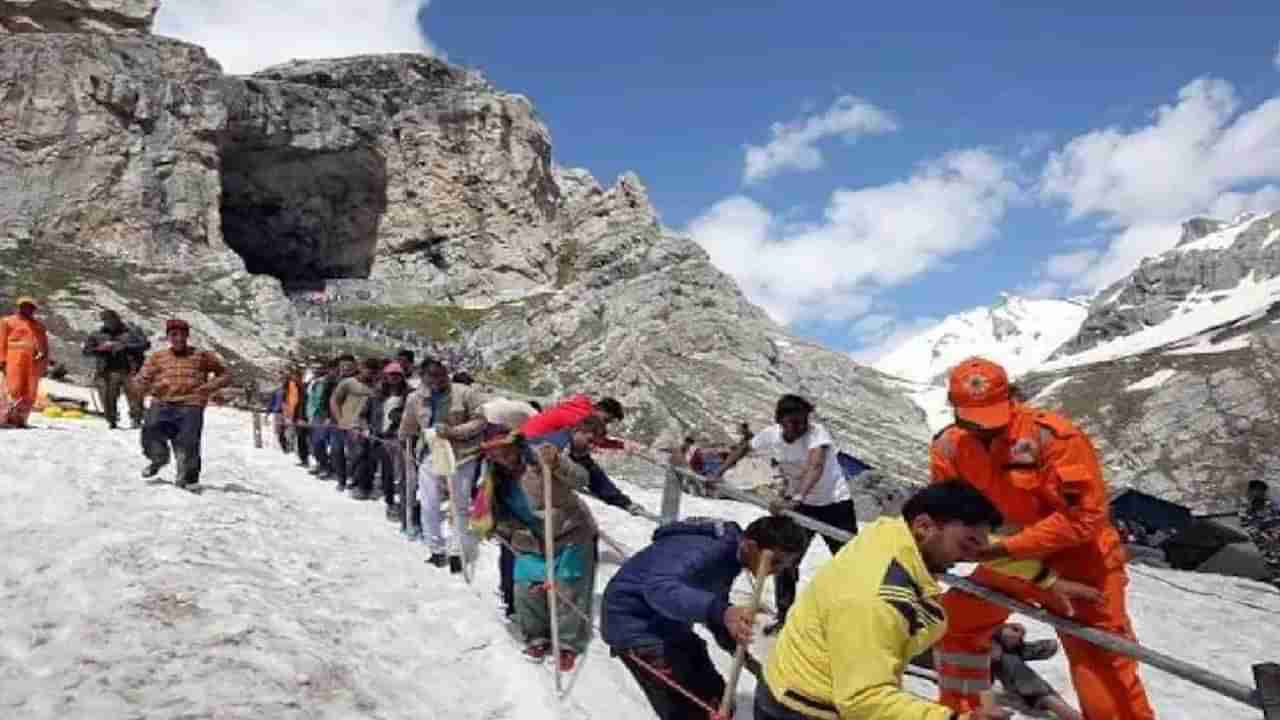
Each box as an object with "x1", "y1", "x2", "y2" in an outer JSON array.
[
  {"x1": 254, "y1": 408, "x2": 1280, "y2": 716},
  {"x1": 623, "y1": 449, "x2": 1277, "y2": 715}
]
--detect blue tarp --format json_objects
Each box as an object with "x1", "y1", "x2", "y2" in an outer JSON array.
[{"x1": 837, "y1": 451, "x2": 873, "y2": 481}]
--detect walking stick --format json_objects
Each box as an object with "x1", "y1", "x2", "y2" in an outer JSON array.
[
  {"x1": 719, "y1": 549, "x2": 773, "y2": 719},
  {"x1": 542, "y1": 460, "x2": 564, "y2": 694}
]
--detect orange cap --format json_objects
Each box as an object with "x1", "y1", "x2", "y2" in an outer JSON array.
[{"x1": 947, "y1": 357, "x2": 1012, "y2": 429}]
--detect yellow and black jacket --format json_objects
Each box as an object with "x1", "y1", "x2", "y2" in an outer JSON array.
[{"x1": 763, "y1": 516, "x2": 952, "y2": 720}]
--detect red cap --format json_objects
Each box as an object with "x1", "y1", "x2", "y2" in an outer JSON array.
[
  {"x1": 947, "y1": 357, "x2": 1012, "y2": 429},
  {"x1": 165, "y1": 318, "x2": 190, "y2": 334}
]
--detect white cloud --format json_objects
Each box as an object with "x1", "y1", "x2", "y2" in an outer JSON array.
[
  {"x1": 1039, "y1": 77, "x2": 1280, "y2": 291},
  {"x1": 1209, "y1": 185, "x2": 1280, "y2": 219},
  {"x1": 154, "y1": 0, "x2": 439, "y2": 75},
  {"x1": 1018, "y1": 280, "x2": 1064, "y2": 300},
  {"x1": 847, "y1": 316, "x2": 941, "y2": 365},
  {"x1": 1044, "y1": 249, "x2": 1101, "y2": 279},
  {"x1": 743, "y1": 96, "x2": 898, "y2": 184},
  {"x1": 690, "y1": 149, "x2": 1017, "y2": 326}
]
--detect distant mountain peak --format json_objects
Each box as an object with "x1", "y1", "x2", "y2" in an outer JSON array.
[{"x1": 873, "y1": 295, "x2": 1088, "y2": 385}]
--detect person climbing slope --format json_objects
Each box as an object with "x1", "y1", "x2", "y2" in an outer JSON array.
[
  {"x1": 135, "y1": 319, "x2": 230, "y2": 489},
  {"x1": 1, "y1": 297, "x2": 50, "y2": 428}
]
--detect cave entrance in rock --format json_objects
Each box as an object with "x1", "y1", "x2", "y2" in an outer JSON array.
[{"x1": 219, "y1": 146, "x2": 388, "y2": 284}]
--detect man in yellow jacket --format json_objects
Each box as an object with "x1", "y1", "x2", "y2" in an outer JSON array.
[{"x1": 758, "y1": 481, "x2": 1017, "y2": 720}]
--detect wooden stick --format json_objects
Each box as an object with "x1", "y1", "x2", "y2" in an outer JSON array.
[
  {"x1": 542, "y1": 461, "x2": 563, "y2": 694},
  {"x1": 718, "y1": 549, "x2": 773, "y2": 718}
]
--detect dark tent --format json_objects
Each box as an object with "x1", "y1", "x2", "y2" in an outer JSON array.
[
  {"x1": 1161, "y1": 517, "x2": 1250, "y2": 571},
  {"x1": 1196, "y1": 543, "x2": 1273, "y2": 581},
  {"x1": 837, "y1": 451, "x2": 873, "y2": 481},
  {"x1": 1109, "y1": 489, "x2": 1193, "y2": 535}
]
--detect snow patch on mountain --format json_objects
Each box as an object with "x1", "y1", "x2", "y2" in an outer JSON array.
[
  {"x1": 1043, "y1": 272, "x2": 1280, "y2": 371},
  {"x1": 874, "y1": 294, "x2": 1089, "y2": 386},
  {"x1": 1126, "y1": 369, "x2": 1178, "y2": 392}
]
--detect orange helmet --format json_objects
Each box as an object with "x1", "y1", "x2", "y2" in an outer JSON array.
[{"x1": 947, "y1": 357, "x2": 1012, "y2": 429}]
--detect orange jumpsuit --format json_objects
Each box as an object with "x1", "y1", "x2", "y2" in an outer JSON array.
[
  {"x1": 0, "y1": 313, "x2": 50, "y2": 426},
  {"x1": 930, "y1": 405, "x2": 1155, "y2": 720}
]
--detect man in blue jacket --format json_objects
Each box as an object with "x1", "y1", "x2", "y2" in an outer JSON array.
[{"x1": 603, "y1": 515, "x2": 810, "y2": 720}]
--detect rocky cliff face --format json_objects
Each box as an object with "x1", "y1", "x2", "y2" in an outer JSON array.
[
  {"x1": 1, "y1": 4, "x2": 930, "y2": 488},
  {"x1": 1, "y1": 0, "x2": 157, "y2": 33},
  {"x1": 1017, "y1": 212, "x2": 1280, "y2": 511},
  {"x1": 1053, "y1": 212, "x2": 1280, "y2": 359}
]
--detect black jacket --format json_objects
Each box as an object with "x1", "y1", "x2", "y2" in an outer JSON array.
[
  {"x1": 82, "y1": 324, "x2": 151, "y2": 375},
  {"x1": 361, "y1": 389, "x2": 409, "y2": 438}
]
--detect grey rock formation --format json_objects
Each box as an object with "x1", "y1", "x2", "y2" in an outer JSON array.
[
  {"x1": 1, "y1": 0, "x2": 157, "y2": 33},
  {"x1": 2, "y1": 14, "x2": 930, "y2": 490},
  {"x1": 1022, "y1": 319, "x2": 1280, "y2": 512},
  {"x1": 1021, "y1": 212, "x2": 1280, "y2": 511},
  {"x1": 1053, "y1": 212, "x2": 1280, "y2": 358}
]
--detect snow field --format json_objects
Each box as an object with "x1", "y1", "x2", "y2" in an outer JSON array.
[{"x1": 3, "y1": 383, "x2": 1280, "y2": 718}]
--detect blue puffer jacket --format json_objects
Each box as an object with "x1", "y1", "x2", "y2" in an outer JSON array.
[{"x1": 601, "y1": 518, "x2": 743, "y2": 651}]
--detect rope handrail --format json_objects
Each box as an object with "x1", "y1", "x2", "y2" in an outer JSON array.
[
  {"x1": 259, "y1": 404, "x2": 1274, "y2": 713},
  {"x1": 616, "y1": 450, "x2": 1266, "y2": 711}
]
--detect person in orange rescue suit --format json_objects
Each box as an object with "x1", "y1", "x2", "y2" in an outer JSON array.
[
  {"x1": 929, "y1": 357, "x2": 1155, "y2": 720},
  {"x1": 1, "y1": 297, "x2": 51, "y2": 427}
]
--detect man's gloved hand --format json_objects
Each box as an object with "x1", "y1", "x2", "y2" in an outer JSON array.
[{"x1": 627, "y1": 503, "x2": 647, "y2": 517}]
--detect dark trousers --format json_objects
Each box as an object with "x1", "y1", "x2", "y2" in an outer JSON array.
[
  {"x1": 754, "y1": 678, "x2": 824, "y2": 719},
  {"x1": 330, "y1": 427, "x2": 350, "y2": 484},
  {"x1": 499, "y1": 544, "x2": 515, "y2": 612},
  {"x1": 311, "y1": 425, "x2": 331, "y2": 472},
  {"x1": 294, "y1": 422, "x2": 311, "y2": 465},
  {"x1": 775, "y1": 499, "x2": 857, "y2": 625},
  {"x1": 142, "y1": 404, "x2": 206, "y2": 486},
  {"x1": 354, "y1": 438, "x2": 398, "y2": 502},
  {"x1": 618, "y1": 637, "x2": 726, "y2": 720},
  {"x1": 96, "y1": 369, "x2": 143, "y2": 426}
]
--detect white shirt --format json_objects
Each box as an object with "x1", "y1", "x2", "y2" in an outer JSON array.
[{"x1": 750, "y1": 421, "x2": 849, "y2": 505}]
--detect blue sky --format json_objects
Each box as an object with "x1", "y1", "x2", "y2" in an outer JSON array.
[{"x1": 157, "y1": 1, "x2": 1280, "y2": 359}]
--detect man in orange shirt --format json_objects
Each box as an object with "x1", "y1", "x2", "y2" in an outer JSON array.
[
  {"x1": 930, "y1": 357, "x2": 1154, "y2": 720},
  {"x1": 1, "y1": 297, "x2": 51, "y2": 428}
]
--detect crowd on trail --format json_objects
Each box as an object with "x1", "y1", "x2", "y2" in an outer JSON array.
[{"x1": 8, "y1": 294, "x2": 1280, "y2": 719}]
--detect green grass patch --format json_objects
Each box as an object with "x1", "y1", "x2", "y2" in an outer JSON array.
[
  {"x1": 335, "y1": 304, "x2": 492, "y2": 342},
  {"x1": 483, "y1": 354, "x2": 535, "y2": 394}
]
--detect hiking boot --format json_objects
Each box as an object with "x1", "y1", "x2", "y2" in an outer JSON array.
[
  {"x1": 385, "y1": 504, "x2": 401, "y2": 522},
  {"x1": 296, "y1": 460, "x2": 309, "y2": 468},
  {"x1": 335, "y1": 481, "x2": 346, "y2": 493},
  {"x1": 141, "y1": 461, "x2": 165, "y2": 478},
  {"x1": 449, "y1": 555, "x2": 463, "y2": 574},
  {"x1": 523, "y1": 640, "x2": 551, "y2": 662},
  {"x1": 107, "y1": 420, "x2": 118, "y2": 430},
  {"x1": 558, "y1": 650, "x2": 578, "y2": 672},
  {"x1": 427, "y1": 553, "x2": 447, "y2": 568},
  {"x1": 1021, "y1": 638, "x2": 1059, "y2": 662},
  {"x1": 350, "y1": 488, "x2": 373, "y2": 501}
]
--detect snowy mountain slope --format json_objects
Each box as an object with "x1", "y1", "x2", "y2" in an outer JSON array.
[
  {"x1": 874, "y1": 294, "x2": 1089, "y2": 385},
  {"x1": 3, "y1": 383, "x2": 1279, "y2": 719}
]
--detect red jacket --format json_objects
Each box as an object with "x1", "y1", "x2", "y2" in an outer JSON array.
[{"x1": 520, "y1": 394, "x2": 624, "y2": 449}]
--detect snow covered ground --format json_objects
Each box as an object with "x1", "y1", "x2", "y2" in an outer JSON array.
[{"x1": 3, "y1": 382, "x2": 1280, "y2": 719}]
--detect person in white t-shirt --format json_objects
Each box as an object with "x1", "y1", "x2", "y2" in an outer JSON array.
[{"x1": 710, "y1": 394, "x2": 858, "y2": 635}]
